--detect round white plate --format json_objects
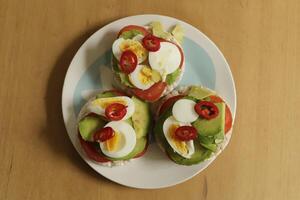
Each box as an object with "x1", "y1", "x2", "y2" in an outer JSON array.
[{"x1": 62, "y1": 14, "x2": 236, "y2": 189}]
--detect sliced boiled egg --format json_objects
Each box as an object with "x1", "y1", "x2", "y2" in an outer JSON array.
[
  {"x1": 128, "y1": 65, "x2": 156, "y2": 90},
  {"x1": 112, "y1": 37, "x2": 147, "y2": 64},
  {"x1": 148, "y1": 42, "x2": 182, "y2": 77},
  {"x1": 100, "y1": 121, "x2": 136, "y2": 158},
  {"x1": 87, "y1": 96, "x2": 135, "y2": 120},
  {"x1": 163, "y1": 116, "x2": 195, "y2": 158},
  {"x1": 172, "y1": 99, "x2": 198, "y2": 123}
]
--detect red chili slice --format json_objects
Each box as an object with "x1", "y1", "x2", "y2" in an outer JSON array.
[
  {"x1": 120, "y1": 50, "x2": 137, "y2": 74},
  {"x1": 142, "y1": 34, "x2": 161, "y2": 51},
  {"x1": 105, "y1": 103, "x2": 127, "y2": 121},
  {"x1": 194, "y1": 101, "x2": 219, "y2": 120},
  {"x1": 208, "y1": 95, "x2": 233, "y2": 133},
  {"x1": 131, "y1": 81, "x2": 167, "y2": 102},
  {"x1": 93, "y1": 127, "x2": 114, "y2": 142},
  {"x1": 158, "y1": 95, "x2": 185, "y2": 116},
  {"x1": 117, "y1": 25, "x2": 149, "y2": 38},
  {"x1": 78, "y1": 134, "x2": 110, "y2": 163},
  {"x1": 175, "y1": 126, "x2": 198, "y2": 141}
]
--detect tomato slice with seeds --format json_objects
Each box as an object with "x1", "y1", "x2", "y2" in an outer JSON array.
[
  {"x1": 158, "y1": 95, "x2": 185, "y2": 116},
  {"x1": 194, "y1": 101, "x2": 219, "y2": 120},
  {"x1": 142, "y1": 34, "x2": 161, "y2": 51},
  {"x1": 105, "y1": 103, "x2": 127, "y2": 121},
  {"x1": 208, "y1": 95, "x2": 233, "y2": 133},
  {"x1": 93, "y1": 127, "x2": 114, "y2": 142},
  {"x1": 78, "y1": 134, "x2": 110, "y2": 163},
  {"x1": 120, "y1": 50, "x2": 137, "y2": 74},
  {"x1": 132, "y1": 81, "x2": 167, "y2": 102},
  {"x1": 175, "y1": 126, "x2": 198, "y2": 141},
  {"x1": 117, "y1": 25, "x2": 149, "y2": 38}
]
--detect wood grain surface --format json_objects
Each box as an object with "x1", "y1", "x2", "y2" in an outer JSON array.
[{"x1": 0, "y1": 0, "x2": 299, "y2": 199}]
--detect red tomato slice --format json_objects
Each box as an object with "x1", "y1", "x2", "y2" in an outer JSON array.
[
  {"x1": 175, "y1": 126, "x2": 198, "y2": 141},
  {"x1": 158, "y1": 95, "x2": 185, "y2": 116},
  {"x1": 208, "y1": 95, "x2": 233, "y2": 134},
  {"x1": 78, "y1": 134, "x2": 110, "y2": 163},
  {"x1": 105, "y1": 103, "x2": 127, "y2": 121},
  {"x1": 93, "y1": 127, "x2": 114, "y2": 142},
  {"x1": 194, "y1": 101, "x2": 219, "y2": 120},
  {"x1": 120, "y1": 50, "x2": 137, "y2": 74},
  {"x1": 142, "y1": 34, "x2": 161, "y2": 51},
  {"x1": 117, "y1": 25, "x2": 149, "y2": 37},
  {"x1": 131, "y1": 82, "x2": 167, "y2": 102}
]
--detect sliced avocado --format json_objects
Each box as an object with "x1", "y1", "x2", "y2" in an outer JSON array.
[
  {"x1": 166, "y1": 68, "x2": 181, "y2": 85},
  {"x1": 78, "y1": 116, "x2": 106, "y2": 141},
  {"x1": 112, "y1": 56, "x2": 120, "y2": 72},
  {"x1": 200, "y1": 142, "x2": 217, "y2": 152},
  {"x1": 171, "y1": 24, "x2": 184, "y2": 44},
  {"x1": 107, "y1": 137, "x2": 147, "y2": 161},
  {"x1": 119, "y1": 30, "x2": 143, "y2": 39},
  {"x1": 96, "y1": 91, "x2": 116, "y2": 99},
  {"x1": 149, "y1": 21, "x2": 172, "y2": 40},
  {"x1": 192, "y1": 103, "x2": 225, "y2": 136},
  {"x1": 166, "y1": 141, "x2": 213, "y2": 165},
  {"x1": 198, "y1": 134, "x2": 215, "y2": 144},
  {"x1": 188, "y1": 86, "x2": 215, "y2": 100},
  {"x1": 119, "y1": 73, "x2": 134, "y2": 87},
  {"x1": 131, "y1": 96, "x2": 151, "y2": 138}
]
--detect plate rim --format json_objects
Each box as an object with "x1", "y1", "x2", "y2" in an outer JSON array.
[{"x1": 61, "y1": 14, "x2": 237, "y2": 189}]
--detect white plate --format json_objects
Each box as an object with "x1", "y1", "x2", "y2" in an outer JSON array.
[{"x1": 62, "y1": 14, "x2": 236, "y2": 189}]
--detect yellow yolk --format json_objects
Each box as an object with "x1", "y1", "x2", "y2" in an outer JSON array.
[
  {"x1": 138, "y1": 66, "x2": 153, "y2": 85},
  {"x1": 105, "y1": 131, "x2": 121, "y2": 152},
  {"x1": 168, "y1": 124, "x2": 188, "y2": 155},
  {"x1": 92, "y1": 98, "x2": 127, "y2": 109},
  {"x1": 120, "y1": 40, "x2": 147, "y2": 60}
]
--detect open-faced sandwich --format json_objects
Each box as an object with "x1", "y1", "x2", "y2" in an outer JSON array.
[
  {"x1": 77, "y1": 90, "x2": 151, "y2": 166},
  {"x1": 111, "y1": 21, "x2": 185, "y2": 102},
  {"x1": 153, "y1": 86, "x2": 233, "y2": 165}
]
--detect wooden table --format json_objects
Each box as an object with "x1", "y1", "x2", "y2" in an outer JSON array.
[{"x1": 1, "y1": 0, "x2": 299, "y2": 199}]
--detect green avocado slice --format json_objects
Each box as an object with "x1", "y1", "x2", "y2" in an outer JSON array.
[
  {"x1": 192, "y1": 103, "x2": 225, "y2": 136},
  {"x1": 119, "y1": 30, "x2": 144, "y2": 39},
  {"x1": 188, "y1": 86, "x2": 215, "y2": 100},
  {"x1": 78, "y1": 116, "x2": 106, "y2": 141},
  {"x1": 166, "y1": 68, "x2": 181, "y2": 85},
  {"x1": 131, "y1": 96, "x2": 151, "y2": 138},
  {"x1": 166, "y1": 142, "x2": 213, "y2": 165}
]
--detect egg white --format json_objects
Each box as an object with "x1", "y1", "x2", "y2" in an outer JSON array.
[
  {"x1": 100, "y1": 121, "x2": 137, "y2": 158},
  {"x1": 148, "y1": 42, "x2": 182, "y2": 77},
  {"x1": 163, "y1": 116, "x2": 195, "y2": 158},
  {"x1": 87, "y1": 96, "x2": 135, "y2": 120},
  {"x1": 128, "y1": 65, "x2": 155, "y2": 90},
  {"x1": 172, "y1": 99, "x2": 198, "y2": 123},
  {"x1": 112, "y1": 37, "x2": 147, "y2": 64}
]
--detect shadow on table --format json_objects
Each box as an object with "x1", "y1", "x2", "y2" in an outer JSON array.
[{"x1": 42, "y1": 23, "x2": 116, "y2": 185}]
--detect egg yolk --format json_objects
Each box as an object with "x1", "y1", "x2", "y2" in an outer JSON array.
[
  {"x1": 92, "y1": 98, "x2": 127, "y2": 109},
  {"x1": 138, "y1": 66, "x2": 153, "y2": 84},
  {"x1": 120, "y1": 40, "x2": 147, "y2": 60},
  {"x1": 105, "y1": 131, "x2": 122, "y2": 152},
  {"x1": 169, "y1": 124, "x2": 188, "y2": 155}
]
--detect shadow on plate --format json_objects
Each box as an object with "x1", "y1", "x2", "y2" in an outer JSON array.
[{"x1": 41, "y1": 23, "x2": 116, "y2": 185}]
